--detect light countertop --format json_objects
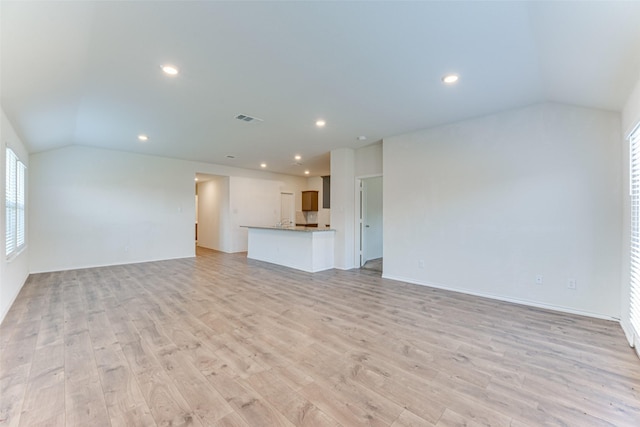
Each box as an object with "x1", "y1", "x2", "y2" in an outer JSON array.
[{"x1": 242, "y1": 225, "x2": 335, "y2": 233}]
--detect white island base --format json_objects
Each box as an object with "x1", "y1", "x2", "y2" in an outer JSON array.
[{"x1": 245, "y1": 226, "x2": 335, "y2": 273}]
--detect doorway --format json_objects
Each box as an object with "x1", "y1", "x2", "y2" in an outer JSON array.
[
  {"x1": 358, "y1": 176, "x2": 383, "y2": 271},
  {"x1": 195, "y1": 173, "x2": 230, "y2": 253}
]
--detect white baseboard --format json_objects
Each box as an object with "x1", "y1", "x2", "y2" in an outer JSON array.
[
  {"x1": 0, "y1": 272, "x2": 29, "y2": 325},
  {"x1": 382, "y1": 273, "x2": 619, "y2": 322},
  {"x1": 620, "y1": 320, "x2": 635, "y2": 347}
]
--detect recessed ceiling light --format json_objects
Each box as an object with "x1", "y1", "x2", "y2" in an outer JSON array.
[
  {"x1": 357, "y1": 136, "x2": 367, "y2": 141},
  {"x1": 304, "y1": 170, "x2": 310, "y2": 175},
  {"x1": 161, "y1": 65, "x2": 179, "y2": 75},
  {"x1": 260, "y1": 163, "x2": 267, "y2": 168},
  {"x1": 294, "y1": 155, "x2": 302, "y2": 160},
  {"x1": 315, "y1": 119, "x2": 326, "y2": 127},
  {"x1": 138, "y1": 134, "x2": 149, "y2": 141},
  {"x1": 442, "y1": 74, "x2": 459, "y2": 84}
]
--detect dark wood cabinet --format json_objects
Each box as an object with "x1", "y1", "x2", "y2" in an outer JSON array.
[{"x1": 301, "y1": 190, "x2": 319, "y2": 211}]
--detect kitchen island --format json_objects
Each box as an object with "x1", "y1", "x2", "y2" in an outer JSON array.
[{"x1": 244, "y1": 226, "x2": 335, "y2": 272}]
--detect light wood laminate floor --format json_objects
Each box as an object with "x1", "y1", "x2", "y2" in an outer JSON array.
[{"x1": 1, "y1": 248, "x2": 639, "y2": 426}]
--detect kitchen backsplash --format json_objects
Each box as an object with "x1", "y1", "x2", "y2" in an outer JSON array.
[
  {"x1": 304, "y1": 211, "x2": 317, "y2": 224},
  {"x1": 295, "y1": 210, "x2": 330, "y2": 226}
]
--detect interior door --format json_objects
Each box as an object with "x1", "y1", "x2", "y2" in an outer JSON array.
[
  {"x1": 362, "y1": 176, "x2": 383, "y2": 263},
  {"x1": 280, "y1": 192, "x2": 294, "y2": 225},
  {"x1": 359, "y1": 181, "x2": 364, "y2": 266}
]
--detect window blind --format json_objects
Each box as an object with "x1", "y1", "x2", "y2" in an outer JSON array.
[
  {"x1": 5, "y1": 148, "x2": 25, "y2": 258},
  {"x1": 16, "y1": 161, "x2": 26, "y2": 248},
  {"x1": 630, "y1": 124, "x2": 640, "y2": 341}
]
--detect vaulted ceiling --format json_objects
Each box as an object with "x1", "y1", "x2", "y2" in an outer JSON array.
[{"x1": 2, "y1": 1, "x2": 640, "y2": 176}]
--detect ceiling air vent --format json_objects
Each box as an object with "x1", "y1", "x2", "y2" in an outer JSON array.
[{"x1": 235, "y1": 114, "x2": 263, "y2": 123}]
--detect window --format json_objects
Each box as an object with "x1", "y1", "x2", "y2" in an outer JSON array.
[
  {"x1": 630, "y1": 124, "x2": 640, "y2": 339},
  {"x1": 322, "y1": 175, "x2": 330, "y2": 209},
  {"x1": 6, "y1": 148, "x2": 26, "y2": 258}
]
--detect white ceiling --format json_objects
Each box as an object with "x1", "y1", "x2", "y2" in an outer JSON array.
[{"x1": 2, "y1": 1, "x2": 640, "y2": 177}]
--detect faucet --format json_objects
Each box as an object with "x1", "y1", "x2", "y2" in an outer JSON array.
[{"x1": 277, "y1": 219, "x2": 293, "y2": 228}]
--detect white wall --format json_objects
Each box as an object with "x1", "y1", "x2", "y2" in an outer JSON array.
[
  {"x1": 30, "y1": 146, "x2": 196, "y2": 272},
  {"x1": 355, "y1": 141, "x2": 383, "y2": 177},
  {"x1": 384, "y1": 103, "x2": 622, "y2": 319},
  {"x1": 621, "y1": 74, "x2": 640, "y2": 346},
  {"x1": 1, "y1": 108, "x2": 30, "y2": 323},
  {"x1": 30, "y1": 145, "x2": 307, "y2": 272},
  {"x1": 330, "y1": 148, "x2": 356, "y2": 269},
  {"x1": 623, "y1": 76, "x2": 640, "y2": 137},
  {"x1": 197, "y1": 176, "x2": 230, "y2": 252},
  {"x1": 229, "y1": 176, "x2": 298, "y2": 252}
]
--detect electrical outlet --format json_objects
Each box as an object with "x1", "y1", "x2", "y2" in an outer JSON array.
[
  {"x1": 418, "y1": 260, "x2": 425, "y2": 269},
  {"x1": 568, "y1": 279, "x2": 577, "y2": 290},
  {"x1": 535, "y1": 275, "x2": 543, "y2": 285}
]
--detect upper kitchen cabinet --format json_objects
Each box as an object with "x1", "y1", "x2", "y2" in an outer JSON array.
[{"x1": 302, "y1": 190, "x2": 319, "y2": 211}]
